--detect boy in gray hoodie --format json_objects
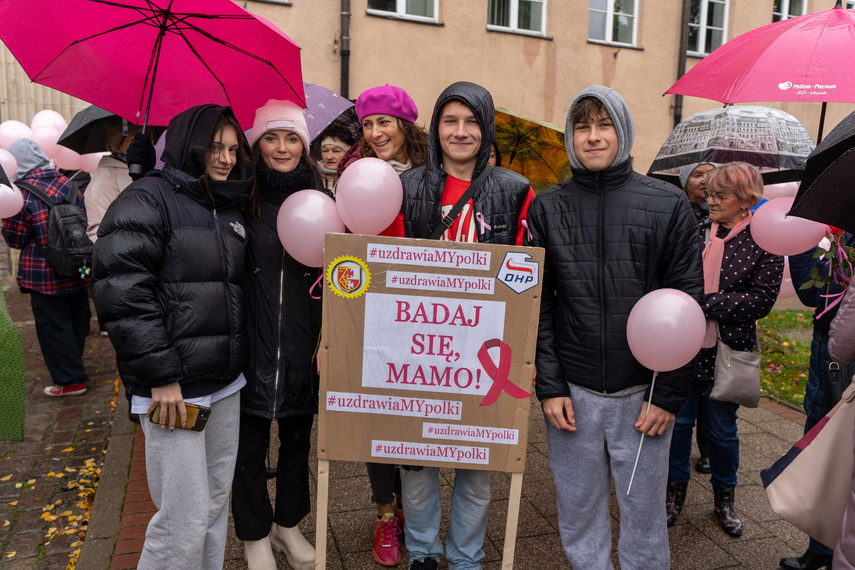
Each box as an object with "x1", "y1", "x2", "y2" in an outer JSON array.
[{"x1": 525, "y1": 86, "x2": 703, "y2": 568}]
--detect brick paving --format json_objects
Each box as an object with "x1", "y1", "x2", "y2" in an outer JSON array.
[{"x1": 0, "y1": 234, "x2": 819, "y2": 568}]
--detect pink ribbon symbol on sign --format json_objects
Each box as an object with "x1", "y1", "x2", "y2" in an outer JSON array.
[{"x1": 477, "y1": 338, "x2": 532, "y2": 407}]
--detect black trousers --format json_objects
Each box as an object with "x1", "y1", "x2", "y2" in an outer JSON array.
[
  {"x1": 30, "y1": 290, "x2": 90, "y2": 386},
  {"x1": 231, "y1": 412, "x2": 313, "y2": 540}
]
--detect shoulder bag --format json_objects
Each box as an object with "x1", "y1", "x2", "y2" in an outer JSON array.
[{"x1": 710, "y1": 324, "x2": 761, "y2": 408}]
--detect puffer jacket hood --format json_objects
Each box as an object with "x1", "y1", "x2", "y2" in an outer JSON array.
[
  {"x1": 159, "y1": 104, "x2": 253, "y2": 209},
  {"x1": 426, "y1": 81, "x2": 495, "y2": 181},
  {"x1": 564, "y1": 85, "x2": 635, "y2": 171}
]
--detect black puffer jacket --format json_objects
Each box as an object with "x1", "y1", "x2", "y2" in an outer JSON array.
[
  {"x1": 92, "y1": 105, "x2": 253, "y2": 399},
  {"x1": 525, "y1": 86, "x2": 704, "y2": 414},
  {"x1": 241, "y1": 159, "x2": 323, "y2": 418},
  {"x1": 400, "y1": 81, "x2": 530, "y2": 245}
]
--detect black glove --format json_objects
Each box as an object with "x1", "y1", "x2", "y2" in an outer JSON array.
[{"x1": 126, "y1": 131, "x2": 156, "y2": 181}]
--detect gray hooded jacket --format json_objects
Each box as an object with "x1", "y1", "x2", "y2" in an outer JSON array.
[
  {"x1": 525, "y1": 85, "x2": 704, "y2": 413},
  {"x1": 400, "y1": 81, "x2": 531, "y2": 244}
]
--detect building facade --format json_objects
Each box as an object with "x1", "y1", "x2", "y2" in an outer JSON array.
[{"x1": 0, "y1": 0, "x2": 852, "y2": 173}]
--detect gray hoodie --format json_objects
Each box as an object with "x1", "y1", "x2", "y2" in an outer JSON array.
[
  {"x1": 564, "y1": 85, "x2": 635, "y2": 172},
  {"x1": 8, "y1": 139, "x2": 50, "y2": 182}
]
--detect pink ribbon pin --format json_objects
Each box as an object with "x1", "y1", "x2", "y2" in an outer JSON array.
[{"x1": 475, "y1": 212, "x2": 491, "y2": 235}]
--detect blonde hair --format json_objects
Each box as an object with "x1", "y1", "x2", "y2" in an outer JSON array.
[{"x1": 705, "y1": 161, "x2": 764, "y2": 208}]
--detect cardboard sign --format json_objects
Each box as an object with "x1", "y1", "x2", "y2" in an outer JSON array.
[{"x1": 319, "y1": 234, "x2": 544, "y2": 473}]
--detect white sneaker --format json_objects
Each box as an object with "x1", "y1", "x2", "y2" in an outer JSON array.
[
  {"x1": 270, "y1": 523, "x2": 315, "y2": 570},
  {"x1": 244, "y1": 536, "x2": 277, "y2": 570}
]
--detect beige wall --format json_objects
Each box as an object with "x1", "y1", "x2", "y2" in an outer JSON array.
[
  {"x1": 248, "y1": 0, "x2": 855, "y2": 173},
  {"x1": 0, "y1": 0, "x2": 849, "y2": 174}
]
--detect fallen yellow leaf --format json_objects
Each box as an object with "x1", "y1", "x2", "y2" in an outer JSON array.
[
  {"x1": 0, "y1": 475, "x2": 11, "y2": 481},
  {"x1": 2, "y1": 520, "x2": 8, "y2": 526},
  {"x1": 6, "y1": 551, "x2": 15, "y2": 558},
  {"x1": 9, "y1": 501, "x2": 17, "y2": 506},
  {"x1": 14, "y1": 483, "x2": 21, "y2": 488},
  {"x1": 61, "y1": 447, "x2": 74, "y2": 453},
  {"x1": 26, "y1": 479, "x2": 35, "y2": 485}
]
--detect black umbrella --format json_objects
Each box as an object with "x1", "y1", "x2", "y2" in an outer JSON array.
[
  {"x1": 57, "y1": 105, "x2": 165, "y2": 155},
  {"x1": 789, "y1": 110, "x2": 855, "y2": 234}
]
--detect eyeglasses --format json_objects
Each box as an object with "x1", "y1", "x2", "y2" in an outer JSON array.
[{"x1": 702, "y1": 191, "x2": 731, "y2": 205}]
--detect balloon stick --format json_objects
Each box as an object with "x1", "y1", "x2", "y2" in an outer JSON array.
[{"x1": 627, "y1": 371, "x2": 657, "y2": 495}]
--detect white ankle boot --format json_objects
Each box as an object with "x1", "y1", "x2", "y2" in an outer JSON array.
[
  {"x1": 244, "y1": 536, "x2": 277, "y2": 570},
  {"x1": 270, "y1": 523, "x2": 315, "y2": 570}
]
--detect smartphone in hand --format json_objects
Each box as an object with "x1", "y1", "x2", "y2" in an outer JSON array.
[{"x1": 149, "y1": 403, "x2": 211, "y2": 431}]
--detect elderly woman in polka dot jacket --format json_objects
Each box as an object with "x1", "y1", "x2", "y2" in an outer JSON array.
[{"x1": 666, "y1": 162, "x2": 783, "y2": 537}]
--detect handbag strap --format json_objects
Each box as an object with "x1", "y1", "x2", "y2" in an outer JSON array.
[
  {"x1": 715, "y1": 322, "x2": 760, "y2": 352},
  {"x1": 429, "y1": 165, "x2": 493, "y2": 240}
]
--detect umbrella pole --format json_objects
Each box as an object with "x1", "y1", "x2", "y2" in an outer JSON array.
[
  {"x1": 128, "y1": 21, "x2": 166, "y2": 179},
  {"x1": 817, "y1": 102, "x2": 828, "y2": 144}
]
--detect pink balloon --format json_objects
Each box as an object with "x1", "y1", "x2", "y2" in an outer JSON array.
[
  {"x1": 31, "y1": 125, "x2": 61, "y2": 159},
  {"x1": 0, "y1": 183, "x2": 24, "y2": 218},
  {"x1": 626, "y1": 289, "x2": 706, "y2": 372},
  {"x1": 778, "y1": 278, "x2": 797, "y2": 299},
  {"x1": 277, "y1": 189, "x2": 346, "y2": 267},
  {"x1": 54, "y1": 147, "x2": 82, "y2": 171},
  {"x1": 751, "y1": 197, "x2": 828, "y2": 256},
  {"x1": 0, "y1": 149, "x2": 17, "y2": 180},
  {"x1": 80, "y1": 153, "x2": 106, "y2": 173},
  {"x1": 30, "y1": 109, "x2": 67, "y2": 133},
  {"x1": 336, "y1": 158, "x2": 403, "y2": 235},
  {"x1": 0, "y1": 121, "x2": 32, "y2": 150},
  {"x1": 763, "y1": 181, "x2": 799, "y2": 200}
]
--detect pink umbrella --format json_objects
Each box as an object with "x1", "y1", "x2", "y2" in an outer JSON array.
[
  {"x1": 666, "y1": 1, "x2": 855, "y2": 140},
  {"x1": 0, "y1": 0, "x2": 305, "y2": 130}
]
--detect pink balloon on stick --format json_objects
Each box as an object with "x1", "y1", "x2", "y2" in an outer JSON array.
[
  {"x1": 79, "y1": 153, "x2": 105, "y2": 173},
  {"x1": 626, "y1": 288, "x2": 706, "y2": 372},
  {"x1": 0, "y1": 149, "x2": 18, "y2": 180},
  {"x1": 31, "y1": 125, "x2": 61, "y2": 159},
  {"x1": 54, "y1": 147, "x2": 82, "y2": 171},
  {"x1": 30, "y1": 109, "x2": 67, "y2": 133},
  {"x1": 751, "y1": 197, "x2": 828, "y2": 256},
  {"x1": 763, "y1": 181, "x2": 799, "y2": 200},
  {"x1": 0, "y1": 121, "x2": 32, "y2": 150},
  {"x1": 336, "y1": 158, "x2": 403, "y2": 235},
  {"x1": 277, "y1": 189, "x2": 346, "y2": 267},
  {"x1": 0, "y1": 183, "x2": 24, "y2": 218}
]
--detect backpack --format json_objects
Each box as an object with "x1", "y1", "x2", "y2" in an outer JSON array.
[{"x1": 17, "y1": 180, "x2": 93, "y2": 280}]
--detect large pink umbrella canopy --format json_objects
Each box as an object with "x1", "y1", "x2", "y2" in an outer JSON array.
[
  {"x1": 666, "y1": 3, "x2": 855, "y2": 105},
  {"x1": 0, "y1": 0, "x2": 305, "y2": 129}
]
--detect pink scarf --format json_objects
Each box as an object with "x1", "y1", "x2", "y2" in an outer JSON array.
[{"x1": 701, "y1": 213, "x2": 752, "y2": 348}]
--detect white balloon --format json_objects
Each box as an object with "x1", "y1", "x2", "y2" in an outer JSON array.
[
  {"x1": 0, "y1": 183, "x2": 24, "y2": 218},
  {"x1": 0, "y1": 121, "x2": 32, "y2": 150},
  {"x1": 30, "y1": 109, "x2": 67, "y2": 133}
]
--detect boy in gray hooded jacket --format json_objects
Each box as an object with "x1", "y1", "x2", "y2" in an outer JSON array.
[{"x1": 525, "y1": 86, "x2": 703, "y2": 568}]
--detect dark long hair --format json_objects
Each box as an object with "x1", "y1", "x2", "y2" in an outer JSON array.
[
  {"x1": 357, "y1": 118, "x2": 428, "y2": 167},
  {"x1": 201, "y1": 114, "x2": 256, "y2": 215}
]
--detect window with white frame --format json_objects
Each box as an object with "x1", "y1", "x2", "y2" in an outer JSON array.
[
  {"x1": 688, "y1": 0, "x2": 727, "y2": 56},
  {"x1": 487, "y1": 0, "x2": 546, "y2": 35},
  {"x1": 773, "y1": 0, "x2": 806, "y2": 21},
  {"x1": 367, "y1": 0, "x2": 438, "y2": 21},
  {"x1": 588, "y1": 0, "x2": 637, "y2": 46},
  {"x1": 848, "y1": 0, "x2": 855, "y2": 8}
]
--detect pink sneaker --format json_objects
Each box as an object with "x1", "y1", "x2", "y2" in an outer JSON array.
[
  {"x1": 372, "y1": 513, "x2": 401, "y2": 566},
  {"x1": 43, "y1": 382, "x2": 87, "y2": 397}
]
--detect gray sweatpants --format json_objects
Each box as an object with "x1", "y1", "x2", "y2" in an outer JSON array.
[
  {"x1": 546, "y1": 387, "x2": 672, "y2": 570},
  {"x1": 137, "y1": 391, "x2": 240, "y2": 570}
]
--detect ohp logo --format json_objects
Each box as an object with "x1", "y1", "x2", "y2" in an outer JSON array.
[{"x1": 496, "y1": 252, "x2": 539, "y2": 294}]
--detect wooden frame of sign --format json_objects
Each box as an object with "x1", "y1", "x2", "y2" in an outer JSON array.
[{"x1": 316, "y1": 233, "x2": 544, "y2": 569}]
